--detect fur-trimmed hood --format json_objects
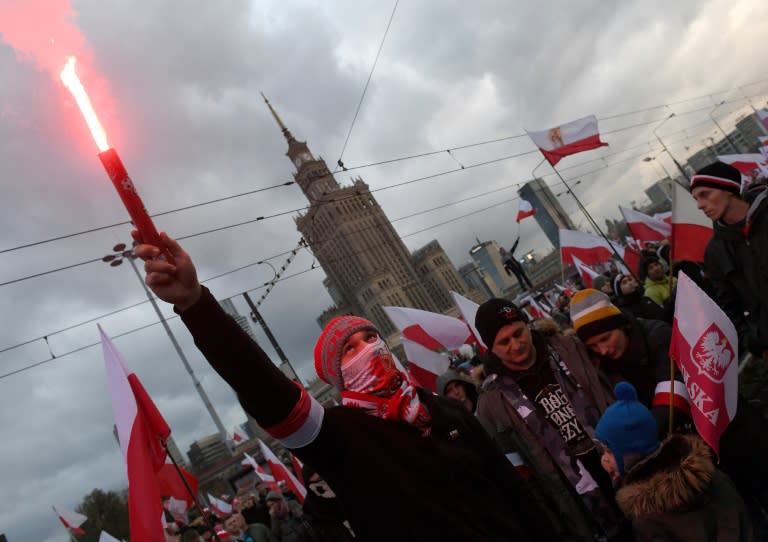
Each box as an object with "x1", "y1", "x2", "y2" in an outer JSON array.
[{"x1": 616, "y1": 434, "x2": 715, "y2": 519}]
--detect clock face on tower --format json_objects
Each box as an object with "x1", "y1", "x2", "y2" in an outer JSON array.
[{"x1": 293, "y1": 152, "x2": 313, "y2": 169}]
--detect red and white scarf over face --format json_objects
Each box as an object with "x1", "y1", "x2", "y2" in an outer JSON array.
[{"x1": 340, "y1": 338, "x2": 431, "y2": 431}]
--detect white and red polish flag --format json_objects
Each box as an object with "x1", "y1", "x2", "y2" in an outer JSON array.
[
  {"x1": 450, "y1": 291, "x2": 486, "y2": 349},
  {"x1": 622, "y1": 243, "x2": 642, "y2": 276},
  {"x1": 759, "y1": 136, "x2": 768, "y2": 157},
  {"x1": 100, "y1": 325, "x2": 171, "y2": 542},
  {"x1": 572, "y1": 255, "x2": 600, "y2": 288},
  {"x1": 290, "y1": 453, "x2": 305, "y2": 485},
  {"x1": 526, "y1": 115, "x2": 608, "y2": 166},
  {"x1": 53, "y1": 505, "x2": 87, "y2": 536},
  {"x1": 653, "y1": 211, "x2": 673, "y2": 224},
  {"x1": 516, "y1": 198, "x2": 537, "y2": 223},
  {"x1": 671, "y1": 182, "x2": 713, "y2": 262},
  {"x1": 242, "y1": 452, "x2": 279, "y2": 491},
  {"x1": 383, "y1": 305, "x2": 472, "y2": 391},
  {"x1": 207, "y1": 494, "x2": 232, "y2": 518},
  {"x1": 670, "y1": 272, "x2": 738, "y2": 455},
  {"x1": 519, "y1": 295, "x2": 551, "y2": 319},
  {"x1": 559, "y1": 229, "x2": 615, "y2": 266},
  {"x1": 619, "y1": 206, "x2": 671, "y2": 242},
  {"x1": 258, "y1": 441, "x2": 307, "y2": 504},
  {"x1": 717, "y1": 154, "x2": 768, "y2": 178},
  {"x1": 401, "y1": 337, "x2": 451, "y2": 391},
  {"x1": 163, "y1": 497, "x2": 188, "y2": 525},
  {"x1": 232, "y1": 427, "x2": 247, "y2": 445}
]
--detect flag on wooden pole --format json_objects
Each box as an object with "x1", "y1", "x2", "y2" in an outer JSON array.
[{"x1": 669, "y1": 272, "x2": 738, "y2": 455}]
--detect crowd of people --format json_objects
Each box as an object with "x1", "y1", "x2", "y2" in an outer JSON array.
[{"x1": 140, "y1": 161, "x2": 768, "y2": 541}]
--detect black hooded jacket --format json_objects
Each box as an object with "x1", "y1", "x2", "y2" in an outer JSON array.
[{"x1": 704, "y1": 183, "x2": 768, "y2": 356}]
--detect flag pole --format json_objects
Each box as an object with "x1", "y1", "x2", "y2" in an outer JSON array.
[
  {"x1": 162, "y1": 441, "x2": 223, "y2": 542},
  {"x1": 550, "y1": 165, "x2": 638, "y2": 281},
  {"x1": 668, "y1": 355, "x2": 676, "y2": 435},
  {"x1": 51, "y1": 507, "x2": 79, "y2": 542}
]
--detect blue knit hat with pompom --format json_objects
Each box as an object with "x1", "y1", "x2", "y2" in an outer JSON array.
[{"x1": 595, "y1": 382, "x2": 660, "y2": 475}]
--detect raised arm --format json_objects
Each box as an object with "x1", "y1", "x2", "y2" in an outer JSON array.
[{"x1": 134, "y1": 233, "x2": 322, "y2": 446}]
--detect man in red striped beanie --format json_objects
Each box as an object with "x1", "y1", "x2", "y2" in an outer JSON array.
[
  {"x1": 691, "y1": 161, "x2": 768, "y2": 360},
  {"x1": 133, "y1": 233, "x2": 558, "y2": 542}
]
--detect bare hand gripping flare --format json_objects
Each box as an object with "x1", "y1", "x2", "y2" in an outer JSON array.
[{"x1": 60, "y1": 56, "x2": 174, "y2": 263}]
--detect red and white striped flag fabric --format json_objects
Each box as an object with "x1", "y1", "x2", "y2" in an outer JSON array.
[
  {"x1": 670, "y1": 272, "x2": 738, "y2": 455},
  {"x1": 207, "y1": 494, "x2": 232, "y2": 518},
  {"x1": 242, "y1": 452, "x2": 279, "y2": 490},
  {"x1": 526, "y1": 114, "x2": 608, "y2": 166},
  {"x1": 100, "y1": 325, "x2": 171, "y2": 542},
  {"x1": 401, "y1": 337, "x2": 450, "y2": 392},
  {"x1": 572, "y1": 255, "x2": 599, "y2": 288},
  {"x1": 163, "y1": 496, "x2": 188, "y2": 525},
  {"x1": 671, "y1": 182, "x2": 713, "y2": 262},
  {"x1": 258, "y1": 441, "x2": 307, "y2": 503},
  {"x1": 759, "y1": 136, "x2": 768, "y2": 157},
  {"x1": 622, "y1": 243, "x2": 642, "y2": 276},
  {"x1": 516, "y1": 198, "x2": 536, "y2": 223},
  {"x1": 619, "y1": 206, "x2": 671, "y2": 242},
  {"x1": 450, "y1": 291, "x2": 486, "y2": 349},
  {"x1": 518, "y1": 294, "x2": 551, "y2": 319},
  {"x1": 717, "y1": 153, "x2": 768, "y2": 178},
  {"x1": 99, "y1": 531, "x2": 122, "y2": 542},
  {"x1": 53, "y1": 505, "x2": 87, "y2": 536},
  {"x1": 653, "y1": 211, "x2": 672, "y2": 224},
  {"x1": 559, "y1": 229, "x2": 615, "y2": 266},
  {"x1": 290, "y1": 453, "x2": 305, "y2": 485},
  {"x1": 232, "y1": 427, "x2": 246, "y2": 445},
  {"x1": 383, "y1": 305, "x2": 471, "y2": 391},
  {"x1": 157, "y1": 461, "x2": 198, "y2": 507}
]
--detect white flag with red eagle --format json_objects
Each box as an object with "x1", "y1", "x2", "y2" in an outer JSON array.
[
  {"x1": 383, "y1": 305, "x2": 473, "y2": 391},
  {"x1": 669, "y1": 272, "x2": 738, "y2": 455},
  {"x1": 526, "y1": 115, "x2": 608, "y2": 166},
  {"x1": 516, "y1": 198, "x2": 536, "y2": 223},
  {"x1": 259, "y1": 440, "x2": 307, "y2": 503},
  {"x1": 53, "y1": 505, "x2": 87, "y2": 535}
]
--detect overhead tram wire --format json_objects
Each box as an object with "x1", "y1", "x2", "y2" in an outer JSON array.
[
  {"x1": 2, "y1": 85, "x2": 767, "y2": 256},
  {"x1": 0, "y1": 147, "x2": 646, "y2": 380},
  {"x1": 0, "y1": 144, "x2": 659, "y2": 361},
  {"x1": 335, "y1": 0, "x2": 400, "y2": 172},
  {"x1": 0, "y1": 114, "x2": 724, "y2": 290}
]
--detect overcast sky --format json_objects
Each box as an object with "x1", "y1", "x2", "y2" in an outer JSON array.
[{"x1": 1, "y1": 0, "x2": 767, "y2": 540}]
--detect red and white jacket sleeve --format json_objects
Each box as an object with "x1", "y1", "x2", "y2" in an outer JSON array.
[{"x1": 179, "y1": 287, "x2": 324, "y2": 448}]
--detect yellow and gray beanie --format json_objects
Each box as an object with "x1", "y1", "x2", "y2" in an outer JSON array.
[{"x1": 569, "y1": 289, "x2": 626, "y2": 342}]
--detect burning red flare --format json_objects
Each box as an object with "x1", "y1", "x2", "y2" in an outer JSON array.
[
  {"x1": 60, "y1": 56, "x2": 109, "y2": 152},
  {"x1": 59, "y1": 56, "x2": 173, "y2": 262}
]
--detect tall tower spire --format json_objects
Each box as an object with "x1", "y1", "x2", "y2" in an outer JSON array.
[{"x1": 261, "y1": 92, "x2": 296, "y2": 143}]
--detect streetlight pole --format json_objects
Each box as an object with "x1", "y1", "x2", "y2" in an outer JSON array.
[
  {"x1": 241, "y1": 262, "x2": 300, "y2": 382},
  {"x1": 653, "y1": 113, "x2": 690, "y2": 181},
  {"x1": 102, "y1": 244, "x2": 230, "y2": 447},
  {"x1": 709, "y1": 100, "x2": 740, "y2": 153}
]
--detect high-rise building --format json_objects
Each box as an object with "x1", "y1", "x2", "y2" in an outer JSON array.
[
  {"x1": 518, "y1": 178, "x2": 575, "y2": 249},
  {"x1": 218, "y1": 298, "x2": 256, "y2": 340},
  {"x1": 736, "y1": 112, "x2": 767, "y2": 151},
  {"x1": 263, "y1": 97, "x2": 467, "y2": 336},
  {"x1": 459, "y1": 261, "x2": 499, "y2": 299},
  {"x1": 412, "y1": 240, "x2": 470, "y2": 313},
  {"x1": 468, "y1": 240, "x2": 515, "y2": 295},
  {"x1": 188, "y1": 433, "x2": 232, "y2": 474}
]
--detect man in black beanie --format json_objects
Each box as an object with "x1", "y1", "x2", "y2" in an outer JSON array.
[
  {"x1": 473, "y1": 298, "x2": 632, "y2": 542},
  {"x1": 691, "y1": 161, "x2": 768, "y2": 359}
]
